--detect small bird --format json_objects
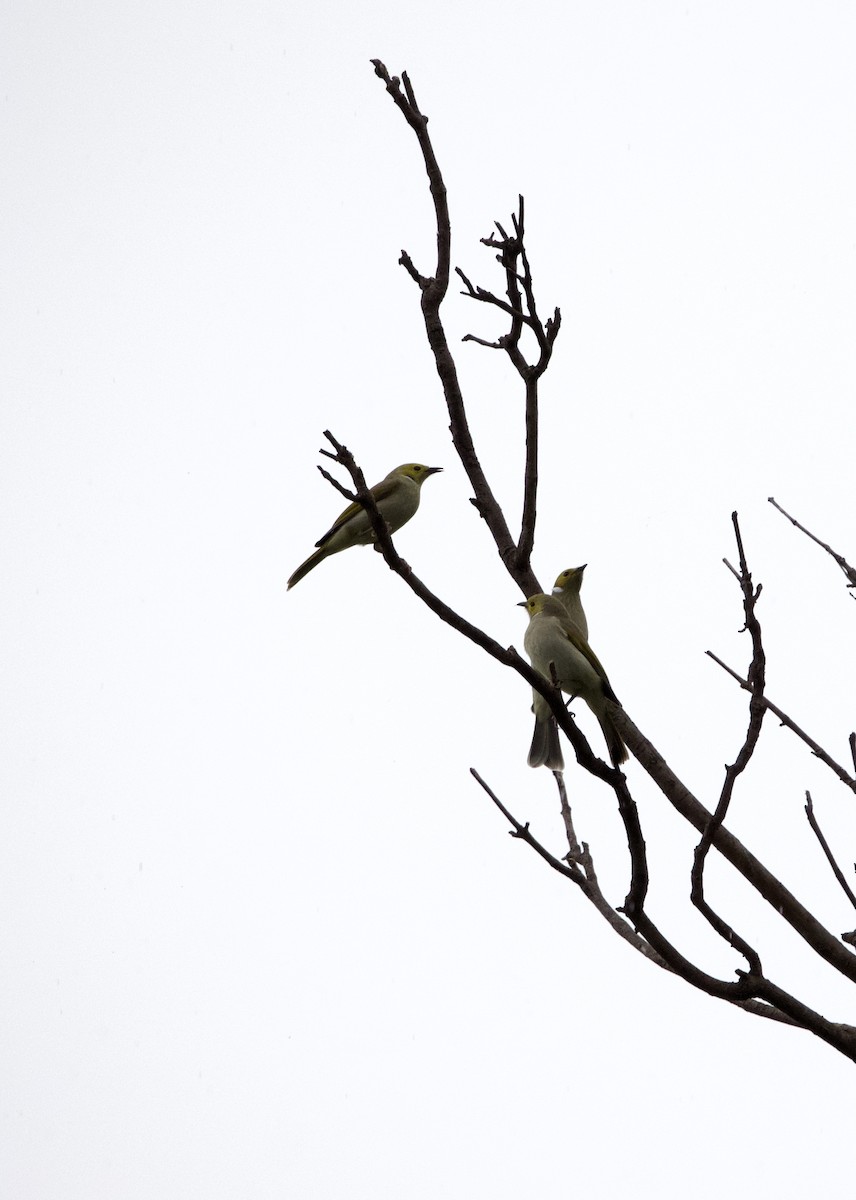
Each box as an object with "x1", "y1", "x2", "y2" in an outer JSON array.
[
  {"x1": 519, "y1": 593, "x2": 627, "y2": 770},
  {"x1": 287, "y1": 462, "x2": 442, "y2": 589},
  {"x1": 551, "y1": 564, "x2": 589, "y2": 639}
]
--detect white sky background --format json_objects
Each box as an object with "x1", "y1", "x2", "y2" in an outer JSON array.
[{"x1": 3, "y1": 1, "x2": 856, "y2": 1195}]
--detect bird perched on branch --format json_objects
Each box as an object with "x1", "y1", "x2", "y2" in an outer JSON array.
[
  {"x1": 287, "y1": 462, "x2": 442, "y2": 589},
  {"x1": 519, "y1": 593, "x2": 627, "y2": 770},
  {"x1": 551, "y1": 564, "x2": 589, "y2": 639}
]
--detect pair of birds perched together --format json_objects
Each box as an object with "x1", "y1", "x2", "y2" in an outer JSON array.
[{"x1": 287, "y1": 462, "x2": 626, "y2": 772}]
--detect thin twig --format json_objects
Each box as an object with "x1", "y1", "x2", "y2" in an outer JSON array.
[
  {"x1": 471, "y1": 772, "x2": 817, "y2": 1032},
  {"x1": 471, "y1": 769, "x2": 672, "y2": 969},
  {"x1": 469, "y1": 768, "x2": 582, "y2": 883},
  {"x1": 706, "y1": 652, "x2": 856, "y2": 793},
  {"x1": 456, "y1": 197, "x2": 560, "y2": 568},
  {"x1": 805, "y1": 792, "x2": 856, "y2": 914},
  {"x1": 691, "y1": 514, "x2": 765, "y2": 975},
  {"x1": 769, "y1": 497, "x2": 856, "y2": 590}
]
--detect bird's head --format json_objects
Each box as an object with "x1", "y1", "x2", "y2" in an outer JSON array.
[
  {"x1": 517, "y1": 593, "x2": 555, "y2": 617},
  {"x1": 552, "y1": 564, "x2": 587, "y2": 595},
  {"x1": 392, "y1": 463, "x2": 443, "y2": 485}
]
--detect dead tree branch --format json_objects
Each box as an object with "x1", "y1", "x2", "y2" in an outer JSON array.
[
  {"x1": 691, "y1": 514, "x2": 766, "y2": 975},
  {"x1": 805, "y1": 792, "x2": 856, "y2": 914},
  {"x1": 371, "y1": 59, "x2": 536, "y2": 591},
  {"x1": 457, "y1": 198, "x2": 560, "y2": 566},
  {"x1": 769, "y1": 497, "x2": 856, "y2": 591},
  {"x1": 706, "y1": 653, "x2": 856, "y2": 794}
]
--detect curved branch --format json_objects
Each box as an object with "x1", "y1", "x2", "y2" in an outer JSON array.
[
  {"x1": 369, "y1": 62, "x2": 449, "y2": 298},
  {"x1": 769, "y1": 496, "x2": 856, "y2": 591},
  {"x1": 691, "y1": 514, "x2": 765, "y2": 975}
]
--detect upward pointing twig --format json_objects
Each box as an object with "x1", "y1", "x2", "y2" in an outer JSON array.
[{"x1": 769, "y1": 497, "x2": 856, "y2": 591}]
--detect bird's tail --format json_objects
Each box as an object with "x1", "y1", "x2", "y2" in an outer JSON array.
[
  {"x1": 528, "y1": 716, "x2": 565, "y2": 771},
  {"x1": 287, "y1": 547, "x2": 327, "y2": 590},
  {"x1": 598, "y1": 706, "x2": 628, "y2": 767}
]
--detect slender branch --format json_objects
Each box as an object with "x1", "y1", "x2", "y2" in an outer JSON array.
[
  {"x1": 805, "y1": 792, "x2": 856, "y2": 914},
  {"x1": 369, "y1": 62, "x2": 449, "y2": 297},
  {"x1": 552, "y1": 771, "x2": 665, "y2": 966},
  {"x1": 691, "y1": 514, "x2": 765, "y2": 974},
  {"x1": 471, "y1": 772, "x2": 815, "y2": 1032},
  {"x1": 469, "y1": 768, "x2": 582, "y2": 882},
  {"x1": 371, "y1": 61, "x2": 540, "y2": 592},
  {"x1": 706, "y1": 653, "x2": 856, "y2": 793},
  {"x1": 472, "y1": 767, "x2": 669, "y2": 973},
  {"x1": 457, "y1": 272, "x2": 532, "y2": 336},
  {"x1": 769, "y1": 497, "x2": 856, "y2": 590},
  {"x1": 519, "y1": 376, "x2": 539, "y2": 565},
  {"x1": 456, "y1": 198, "x2": 561, "y2": 569},
  {"x1": 613, "y1": 757, "x2": 650, "y2": 924},
  {"x1": 459, "y1": 330, "x2": 505, "y2": 352},
  {"x1": 554, "y1": 768, "x2": 581, "y2": 859}
]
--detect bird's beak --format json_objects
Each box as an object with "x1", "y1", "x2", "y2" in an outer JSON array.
[
  {"x1": 425, "y1": 466, "x2": 443, "y2": 477},
  {"x1": 516, "y1": 600, "x2": 527, "y2": 608}
]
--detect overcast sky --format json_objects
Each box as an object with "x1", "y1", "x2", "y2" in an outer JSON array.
[{"x1": 4, "y1": 2, "x2": 856, "y2": 1196}]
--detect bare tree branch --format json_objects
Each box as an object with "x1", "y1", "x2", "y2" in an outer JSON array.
[
  {"x1": 805, "y1": 791, "x2": 856, "y2": 915},
  {"x1": 691, "y1": 514, "x2": 765, "y2": 975},
  {"x1": 457, "y1": 197, "x2": 560, "y2": 566},
  {"x1": 769, "y1": 496, "x2": 856, "y2": 591},
  {"x1": 371, "y1": 59, "x2": 535, "y2": 590},
  {"x1": 706, "y1": 653, "x2": 856, "y2": 793}
]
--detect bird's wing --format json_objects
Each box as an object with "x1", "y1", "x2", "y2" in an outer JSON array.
[
  {"x1": 561, "y1": 622, "x2": 620, "y2": 703},
  {"x1": 314, "y1": 476, "x2": 396, "y2": 548}
]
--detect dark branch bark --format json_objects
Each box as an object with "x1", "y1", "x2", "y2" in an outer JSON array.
[
  {"x1": 691, "y1": 514, "x2": 765, "y2": 975},
  {"x1": 805, "y1": 792, "x2": 856, "y2": 913},
  {"x1": 457, "y1": 198, "x2": 560, "y2": 568},
  {"x1": 706, "y1": 653, "x2": 856, "y2": 794},
  {"x1": 769, "y1": 496, "x2": 856, "y2": 591},
  {"x1": 371, "y1": 60, "x2": 536, "y2": 591},
  {"x1": 470, "y1": 771, "x2": 816, "y2": 1033}
]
